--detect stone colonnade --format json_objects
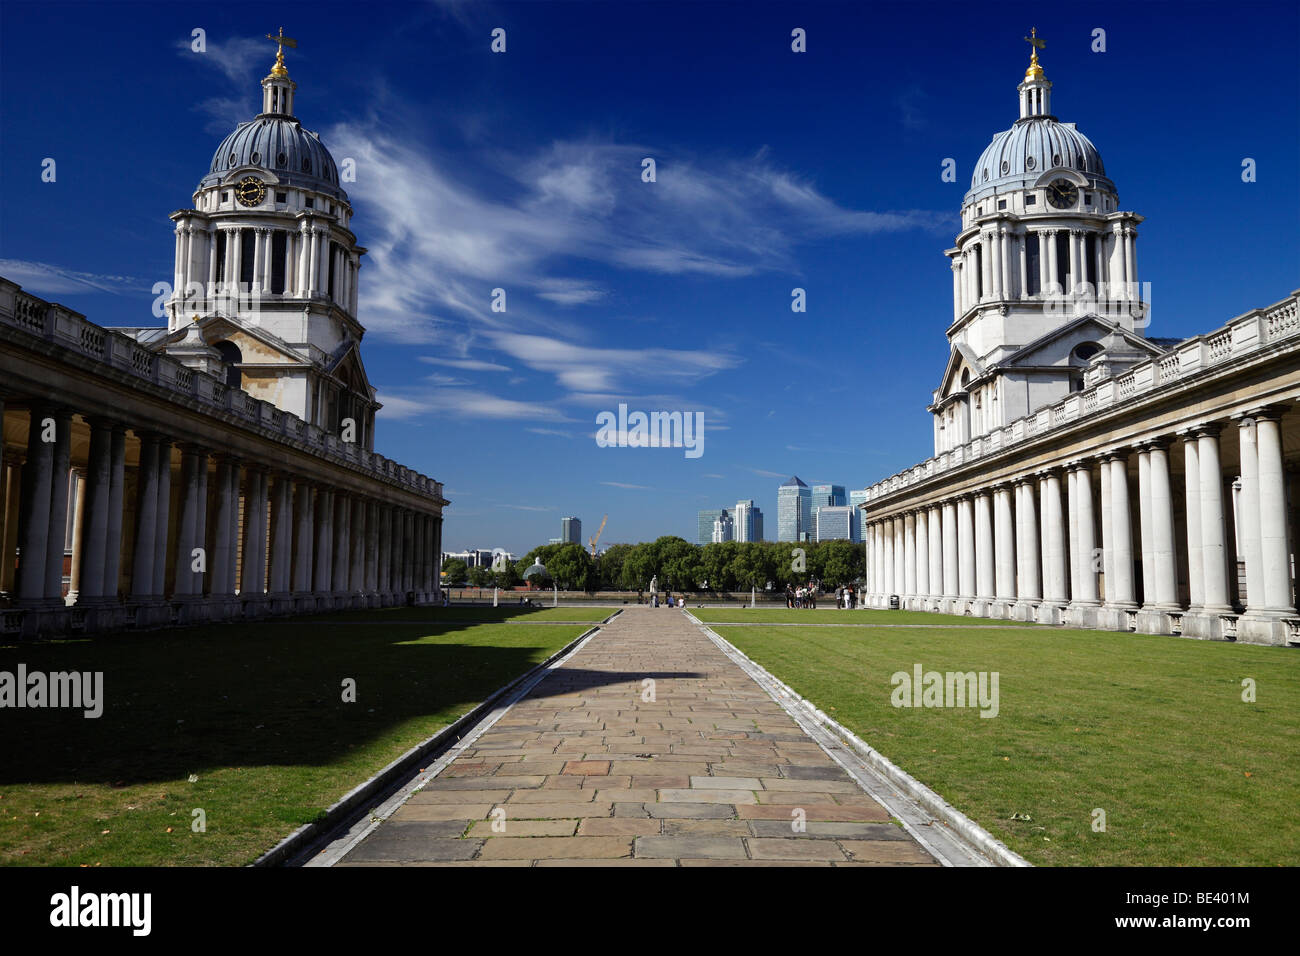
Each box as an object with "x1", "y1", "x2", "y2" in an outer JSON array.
[{"x1": 862, "y1": 408, "x2": 1297, "y2": 645}]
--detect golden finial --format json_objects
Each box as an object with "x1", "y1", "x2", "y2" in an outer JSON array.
[
  {"x1": 1023, "y1": 27, "x2": 1046, "y2": 79},
  {"x1": 266, "y1": 27, "x2": 298, "y2": 78}
]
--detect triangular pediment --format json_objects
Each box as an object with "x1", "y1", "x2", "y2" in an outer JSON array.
[
  {"x1": 325, "y1": 339, "x2": 375, "y2": 400},
  {"x1": 154, "y1": 314, "x2": 309, "y2": 366},
  {"x1": 1004, "y1": 314, "x2": 1168, "y2": 368},
  {"x1": 936, "y1": 342, "x2": 984, "y2": 398}
]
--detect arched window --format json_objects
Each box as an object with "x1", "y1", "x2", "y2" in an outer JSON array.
[
  {"x1": 214, "y1": 341, "x2": 242, "y2": 390},
  {"x1": 960, "y1": 368, "x2": 971, "y2": 388}
]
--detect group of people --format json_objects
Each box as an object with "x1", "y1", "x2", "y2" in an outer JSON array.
[{"x1": 785, "y1": 584, "x2": 819, "y2": 608}]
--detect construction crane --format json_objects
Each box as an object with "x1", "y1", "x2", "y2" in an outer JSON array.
[{"x1": 588, "y1": 514, "x2": 608, "y2": 557}]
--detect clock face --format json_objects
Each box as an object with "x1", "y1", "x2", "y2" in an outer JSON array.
[
  {"x1": 234, "y1": 176, "x2": 266, "y2": 207},
  {"x1": 1046, "y1": 178, "x2": 1079, "y2": 209}
]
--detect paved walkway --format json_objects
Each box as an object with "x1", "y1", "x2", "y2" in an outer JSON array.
[{"x1": 335, "y1": 606, "x2": 937, "y2": 866}]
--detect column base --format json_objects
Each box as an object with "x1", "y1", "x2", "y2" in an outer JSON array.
[
  {"x1": 126, "y1": 599, "x2": 171, "y2": 630},
  {"x1": 11, "y1": 602, "x2": 70, "y2": 638},
  {"x1": 1098, "y1": 604, "x2": 1138, "y2": 631},
  {"x1": 1180, "y1": 606, "x2": 1234, "y2": 640},
  {"x1": 1064, "y1": 602, "x2": 1101, "y2": 629},
  {"x1": 241, "y1": 595, "x2": 271, "y2": 618},
  {"x1": 988, "y1": 600, "x2": 1015, "y2": 620},
  {"x1": 266, "y1": 593, "x2": 295, "y2": 615},
  {"x1": 1236, "y1": 613, "x2": 1300, "y2": 646},
  {"x1": 1035, "y1": 602, "x2": 1067, "y2": 625},
  {"x1": 1011, "y1": 600, "x2": 1041, "y2": 622},
  {"x1": 169, "y1": 595, "x2": 215, "y2": 625},
  {"x1": 1134, "y1": 607, "x2": 1177, "y2": 635}
]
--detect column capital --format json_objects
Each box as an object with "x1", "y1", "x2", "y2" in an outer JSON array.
[
  {"x1": 1136, "y1": 435, "x2": 1172, "y2": 451},
  {"x1": 1239, "y1": 404, "x2": 1287, "y2": 425}
]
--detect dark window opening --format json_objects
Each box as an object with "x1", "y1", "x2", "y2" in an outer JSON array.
[
  {"x1": 1085, "y1": 234, "x2": 1098, "y2": 287},
  {"x1": 215, "y1": 231, "x2": 227, "y2": 284},
  {"x1": 305, "y1": 197, "x2": 314, "y2": 209},
  {"x1": 973, "y1": 245, "x2": 983, "y2": 300},
  {"x1": 239, "y1": 228, "x2": 255, "y2": 288},
  {"x1": 1026, "y1": 233, "x2": 1041, "y2": 296},
  {"x1": 1054, "y1": 231, "x2": 1070, "y2": 289},
  {"x1": 276, "y1": 191, "x2": 287, "y2": 203},
  {"x1": 997, "y1": 199, "x2": 1007, "y2": 210},
  {"x1": 1025, "y1": 194, "x2": 1036, "y2": 205},
  {"x1": 327, "y1": 241, "x2": 339, "y2": 300},
  {"x1": 214, "y1": 341, "x2": 242, "y2": 390},
  {"x1": 272, "y1": 231, "x2": 287, "y2": 294}
]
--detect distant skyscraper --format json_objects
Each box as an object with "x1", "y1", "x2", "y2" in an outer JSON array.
[
  {"x1": 848, "y1": 489, "x2": 868, "y2": 543},
  {"x1": 816, "y1": 505, "x2": 853, "y2": 542},
  {"x1": 733, "y1": 499, "x2": 764, "y2": 542},
  {"x1": 811, "y1": 484, "x2": 846, "y2": 510},
  {"x1": 712, "y1": 511, "x2": 734, "y2": 543},
  {"x1": 697, "y1": 509, "x2": 724, "y2": 546},
  {"x1": 561, "y1": 516, "x2": 582, "y2": 545},
  {"x1": 778, "y1": 476, "x2": 811, "y2": 542}
]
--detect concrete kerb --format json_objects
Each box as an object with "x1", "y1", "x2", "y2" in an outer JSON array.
[
  {"x1": 683, "y1": 609, "x2": 1032, "y2": 868},
  {"x1": 252, "y1": 608, "x2": 621, "y2": 867}
]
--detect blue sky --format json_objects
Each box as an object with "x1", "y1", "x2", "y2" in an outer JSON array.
[{"x1": 2, "y1": 0, "x2": 1297, "y2": 554}]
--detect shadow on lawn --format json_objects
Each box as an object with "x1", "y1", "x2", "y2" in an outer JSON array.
[{"x1": 0, "y1": 611, "x2": 696, "y2": 787}]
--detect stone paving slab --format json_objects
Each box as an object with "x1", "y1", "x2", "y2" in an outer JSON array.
[{"x1": 336, "y1": 606, "x2": 937, "y2": 866}]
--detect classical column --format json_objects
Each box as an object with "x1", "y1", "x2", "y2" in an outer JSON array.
[
  {"x1": 1253, "y1": 409, "x2": 1296, "y2": 615},
  {"x1": 1197, "y1": 426, "x2": 1232, "y2": 613},
  {"x1": 1099, "y1": 456, "x2": 1114, "y2": 602},
  {"x1": 1068, "y1": 229, "x2": 1080, "y2": 293},
  {"x1": 957, "y1": 495, "x2": 975, "y2": 601},
  {"x1": 1072, "y1": 462, "x2": 1099, "y2": 605},
  {"x1": 891, "y1": 517, "x2": 904, "y2": 597},
  {"x1": 313, "y1": 488, "x2": 334, "y2": 594},
  {"x1": 1066, "y1": 467, "x2": 1080, "y2": 599},
  {"x1": 209, "y1": 457, "x2": 236, "y2": 597},
  {"x1": 941, "y1": 500, "x2": 958, "y2": 599},
  {"x1": 365, "y1": 499, "x2": 379, "y2": 595},
  {"x1": 15, "y1": 407, "x2": 55, "y2": 603},
  {"x1": 1014, "y1": 479, "x2": 1041, "y2": 601},
  {"x1": 1045, "y1": 229, "x2": 1059, "y2": 294},
  {"x1": 151, "y1": 439, "x2": 172, "y2": 599},
  {"x1": 1041, "y1": 470, "x2": 1067, "y2": 602},
  {"x1": 240, "y1": 466, "x2": 268, "y2": 597},
  {"x1": 77, "y1": 419, "x2": 113, "y2": 602},
  {"x1": 350, "y1": 496, "x2": 366, "y2": 595},
  {"x1": 332, "y1": 491, "x2": 351, "y2": 593},
  {"x1": 999, "y1": 229, "x2": 1012, "y2": 298},
  {"x1": 292, "y1": 481, "x2": 315, "y2": 594},
  {"x1": 902, "y1": 512, "x2": 917, "y2": 599},
  {"x1": 1018, "y1": 232, "x2": 1029, "y2": 299},
  {"x1": 988, "y1": 231, "x2": 1001, "y2": 300},
  {"x1": 432, "y1": 515, "x2": 443, "y2": 598},
  {"x1": 1147, "y1": 440, "x2": 1179, "y2": 609},
  {"x1": 298, "y1": 223, "x2": 312, "y2": 296},
  {"x1": 1107, "y1": 453, "x2": 1137, "y2": 607},
  {"x1": 130, "y1": 432, "x2": 160, "y2": 600},
  {"x1": 993, "y1": 486, "x2": 1015, "y2": 600},
  {"x1": 172, "y1": 447, "x2": 205, "y2": 597},
  {"x1": 1136, "y1": 447, "x2": 1154, "y2": 604},
  {"x1": 974, "y1": 491, "x2": 994, "y2": 603},
  {"x1": 251, "y1": 228, "x2": 264, "y2": 294},
  {"x1": 67, "y1": 470, "x2": 86, "y2": 603},
  {"x1": 915, "y1": 509, "x2": 930, "y2": 599},
  {"x1": 927, "y1": 505, "x2": 942, "y2": 602},
  {"x1": 43, "y1": 410, "x2": 73, "y2": 604},
  {"x1": 269, "y1": 473, "x2": 294, "y2": 597},
  {"x1": 951, "y1": 261, "x2": 962, "y2": 322},
  {"x1": 1181, "y1": 431, "x2": 1205, "y2": 611},
  {"x1": 379, "y1": 504, "x2": 394, "y2": 598}
]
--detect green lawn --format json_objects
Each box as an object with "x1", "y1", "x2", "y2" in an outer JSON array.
[
  {"x1": 691, "y1": 607, "x2": 1037, "y2": 626},
  {"x1": 712, "y1": 623, "x2": 1299, "y2": 866},
  {"x1": 313, "y1": 605, "x2": 616, "y2": 624},
  {"x1": 0, "y1": 613, "x2": 590, "y2": 866}
]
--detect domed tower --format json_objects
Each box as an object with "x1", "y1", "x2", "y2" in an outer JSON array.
[
  {"x1": 930, "y1": 30, "x2": 1159, "y2": 455},
  {"x1": 158, "y1": 29, "x2": 377, "y2": 450}
]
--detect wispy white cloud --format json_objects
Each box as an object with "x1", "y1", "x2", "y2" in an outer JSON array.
[
  {"x1": 489, "y1": 333, "x2": 741, "y2": 394},
  {"x1": 0, "y1": 260, "x2": 138, "y2": 296},
  {"x1": 501, "y1": 504, "x2": 554, "y2": 512},
  {"x1": 527, "y1": 427, "x2": 574, "y2": 438},
  {"x1": 601, "y1": 481, "x2": 653, "y2": 490},
  {"x1": 419, "y1": 356, "x2": 512, "y2": 372},
  {"x1": 375, "y1": 387, "x2": 574, "y2": 422}
]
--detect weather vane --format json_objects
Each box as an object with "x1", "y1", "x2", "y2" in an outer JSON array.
[
  {"x1": 266, "y1": 27, "x2": 298, "y2": 77},
  {"x1": 1024, "y1": 27, "x2": 1045, "y2": 60}
]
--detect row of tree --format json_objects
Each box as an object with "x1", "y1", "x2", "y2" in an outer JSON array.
[{"x1": 441, "y1": 537, "x2": 865, "y2": 592}]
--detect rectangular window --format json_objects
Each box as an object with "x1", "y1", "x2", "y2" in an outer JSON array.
[
  {"x1": 1055, "y1": 230, "x2": 1070, "y2": 290},
  {"x1": 276, "y1": 191, "x2": 287, "y2": 204},
  {"x1": 223, "y1": 191, "x2": 231, "y2": 205},
  {"x1": 1085, "y1": 233, "x2": 1098, "y2": 286},
  {"x1": 305, "y1": 197, "x2": 314, "y2": 209},
  {"x1": 1084, "y1": 192, "x2": 1094, "y2": 205},
  {"x1": 215, "y1": 231, "x2": 227, "y2": 283},
  {"x1": 327, "y1": 241, "x2": 338, "y2": 300},
  {"x1": 272, "y1": 231, "x2": 287, "y2": 294},
  {"x1": 973, "y1": 245, "x2": 983, "y2": 300},
  {"x1": 239, "y1": 228, "x2": 255, "y2": 289},
  {"x1": 1025, "y1": 194, "x2": 1037, "y2": 206},
  {"x1": 1026, "y1": 233, "x2": 1041, "y2": 296},
  {"x1": 997, "y1": 199, "x2": 1007, "y2": 210}
]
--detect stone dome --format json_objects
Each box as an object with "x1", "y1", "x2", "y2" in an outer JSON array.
[
  {"x1": 966, "y1": 117, "x2": 1113, "y2": 202},
  {"x1": 200, "y1": 116, "x2": 346, "y2": 200}
]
